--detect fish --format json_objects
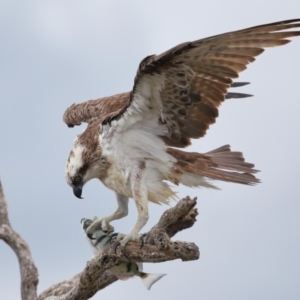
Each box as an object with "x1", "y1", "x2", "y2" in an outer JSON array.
[{"x1": 81, "y1": 218, "x2": 166, "y2": 290}]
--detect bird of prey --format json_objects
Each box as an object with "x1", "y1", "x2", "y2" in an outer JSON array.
[
  {"x1": 64, "y1": 19, "x2": 300, "y2": 248},
  {"x1": 81, "y1": 218, "x2": 166, "y2": 290}
]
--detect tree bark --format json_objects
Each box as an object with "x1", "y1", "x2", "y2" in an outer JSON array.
[
  {"x1": 0, "y1": 179, "x2": 39, "y2": 300},
  {"x1": 0, "y1": 177, "x2": 199, "y2": 300}
]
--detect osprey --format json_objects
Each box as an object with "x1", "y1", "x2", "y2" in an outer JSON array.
[{"x1": 64, "y1": 19, "x2": 300, "y2": 248}]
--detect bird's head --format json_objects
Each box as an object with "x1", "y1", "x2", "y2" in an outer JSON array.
[{"x1": 65, "y1": 130, "x2": 104, "y2": 199}]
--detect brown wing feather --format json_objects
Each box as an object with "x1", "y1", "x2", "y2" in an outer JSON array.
[
  {"x1": 130, "y1": 19, "x2": 300, "y2": 147},
  {"x1": 63, "y1": 92, "x2": 130, "y2": 127},
  {"x1": 63, "y1": 19, "x2": 300, "y2": 148}
]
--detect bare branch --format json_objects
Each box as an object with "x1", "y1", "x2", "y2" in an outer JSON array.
[
  {"x1": 145, "y1": 196, "x2": 198, "y2": 244},
  {"x1": 37, "y1": 271, "x2": 118, "y2": 300},
  {"x1": 1, "y1": 175, "x2": 199, "y2": 300},
  {"x1": 37, "y1": 196, "x2": 199, "y2": 300},
  {"x1": 0, "y1": 179, "x2": 39, "y2": 300}
]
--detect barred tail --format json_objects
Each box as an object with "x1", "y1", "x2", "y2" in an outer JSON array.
[{"x1": 168, "y1": 145, "x2": 260, "y2": 188}]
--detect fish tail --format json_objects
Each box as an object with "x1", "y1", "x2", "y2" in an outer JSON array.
[{"x1": 140, "y1": 272, "x2": 166, "y2": 290}]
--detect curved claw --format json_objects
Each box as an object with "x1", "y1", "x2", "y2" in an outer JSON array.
[
  {"x1": 139, "y1": 235, "x2": 145, "y2": 249},
  {"x1": 112, "y1": 240, "x2": 129, "y2": 258},
  {"x1": 121, "y1": 248, "x2": 129, "y2": 259},
  {"x1": 87, "y1": 233, "x2": 96, "y2": 240},
  {"x1": 109, "y1": 232, "x2": 119, "y2": 244},
  {"x1": 113, "y1": 241, "x2": 121, "y2": 253}
]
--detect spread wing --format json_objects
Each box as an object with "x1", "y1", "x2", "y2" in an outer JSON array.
[
  {"x1": 63, "y1": 19, "x2": 300, "y2": 147},
  {"x1": 63, "y1": 92, "x2": 130, "y2": 128}
]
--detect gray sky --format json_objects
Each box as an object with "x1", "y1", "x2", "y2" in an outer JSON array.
[{"x1": 1, "y1": 1, "x2": 300, "y2": 299}]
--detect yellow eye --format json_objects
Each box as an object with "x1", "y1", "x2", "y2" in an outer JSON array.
[{"x1": 74, "y1": 176, "x2": 81, "y2": 183}]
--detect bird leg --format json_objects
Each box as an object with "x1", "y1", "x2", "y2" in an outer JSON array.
[
  {"x1": 86, "y1": 193, "x2": 129, "y2": 239},
  {"x1": 116, "y1": 162, "x2": 149, "y2": 249}
]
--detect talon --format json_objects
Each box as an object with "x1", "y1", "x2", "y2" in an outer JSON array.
[
  {"x1": 121, "y1": 248, "x2": 129, "y2": 259},
  {"x1": 87, "y1": 233, "x2": 96, "y2": 240},
  {"x1": 112, "y1": 239, "x2": 129, "y2": 258},
  {"x1": 113, "y1": 241, "x2": 121, "y2": 253},
  {"x1": 139, "y1": 235, "x2": 145, "y2": 249},
  {"x1": 109, "y1": 232, "x2": 119, "y2": 244}
]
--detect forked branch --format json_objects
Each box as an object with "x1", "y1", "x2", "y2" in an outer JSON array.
[
  {"x1": 0, "y1": 177, "x2": 199, "y2": 300},
  {"x1": 37, "y1": 196, "x2": 199, "y2": 300}
]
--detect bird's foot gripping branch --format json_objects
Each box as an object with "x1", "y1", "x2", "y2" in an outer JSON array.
[{"x1": 37, "y1": 196, "x2": 200, "y2": 300}]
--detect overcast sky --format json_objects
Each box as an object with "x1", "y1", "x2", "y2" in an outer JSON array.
[{"x1": 1, "y1": 1, "x2": 300, "y2": 299}]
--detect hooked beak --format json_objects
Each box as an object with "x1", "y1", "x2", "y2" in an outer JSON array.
[{"x1": 73, "y1": 185, "x2": 83, "y2": 199}]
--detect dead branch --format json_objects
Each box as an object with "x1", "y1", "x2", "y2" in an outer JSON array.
[
  {"x1": 37, "y1": 196, "x2": 199, "y2": 300},
  {"x1": 145, "y1": 196, "x2": 198, "y2": 244},
  {"x1": 0, "y1": 175, "x2": 199, "y2": 300},
  {"x1": 0, "y1": 179, "x2": 39, "y2": 300}
]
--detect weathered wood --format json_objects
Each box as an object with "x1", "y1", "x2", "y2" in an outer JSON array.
[
  {"x1": 0, "y1": 179, "x2": 39, "y2": 300},
  {"x1": 0, "y1": 177, "x2": 199, "y2": 300},
  {"x1": 37, "y1": 196, "x2": 199, "y2": 300}
]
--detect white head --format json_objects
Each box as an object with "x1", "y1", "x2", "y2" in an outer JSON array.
[{"x1": 65, "y1": 132, "x2": 105, "y2": 199}]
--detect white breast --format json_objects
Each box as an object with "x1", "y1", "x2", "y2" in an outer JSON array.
[{"x1": 99, "y1": 118, "x2": 177, "y2": 203}]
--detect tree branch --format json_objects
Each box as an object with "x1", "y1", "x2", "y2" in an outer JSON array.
[
  {"x1": 1, "y1": 175, "x2": 199, "y2": 300},
  {"x1": 145, "y1": 195, "x2": 198, "y2": 244},
  {"x1": 0, "y1": 179, "x2": 39, "y2": 300},
  {"x1": 37, "y1": 196, "x2": 199, "y2": 300}
]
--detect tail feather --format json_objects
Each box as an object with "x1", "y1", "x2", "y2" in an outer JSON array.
[
  {"x1": 140, "y1": 273, "x2": 166, "y2": 290},
  {"x1": 205, "y1": 144, "x2": 259, "y2": 174},
  {"x1": 168, "y1": 145, "x2": 260, "y2": 186}
]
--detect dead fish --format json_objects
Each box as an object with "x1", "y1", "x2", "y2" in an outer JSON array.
[{"x1": 81, "y1": 218, "x2": 166, "y2": 290}]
